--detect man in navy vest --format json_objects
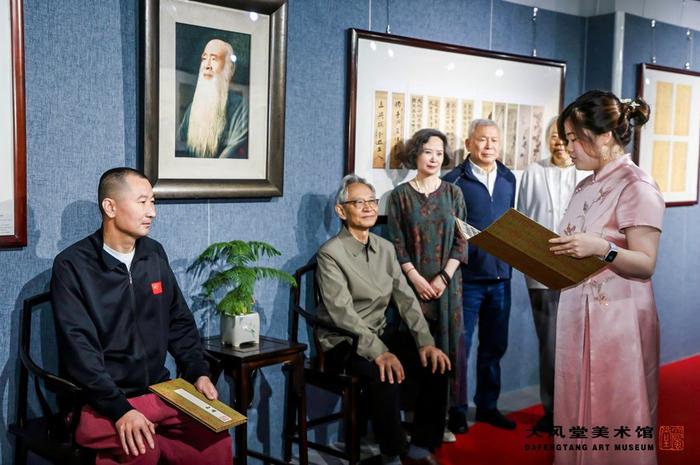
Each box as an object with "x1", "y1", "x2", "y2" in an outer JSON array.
[{"x1": 442, "y1": 119, "x2": 517, "y2": 434}]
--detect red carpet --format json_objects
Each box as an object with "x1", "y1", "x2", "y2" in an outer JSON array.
[{"x1": 435, "y1": 354, "x2": 700, "y2": 465}]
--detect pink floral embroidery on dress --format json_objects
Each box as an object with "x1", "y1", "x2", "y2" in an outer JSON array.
[
  {"x1": 595, "y1": 187, "x2": 612, "y2": 203},
  {"x1": 582, "y1": 277, "x2": 613, "y2": 307},
  {"x1": 574, "y1": 186, "x2": 614, "y2": 232},
  {"x1": 563, "y1": 223, "x2": 576, "y2": 236}
]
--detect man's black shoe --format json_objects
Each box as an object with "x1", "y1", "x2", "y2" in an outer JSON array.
[
  {"x1": 533, "y1": 412, "x2": 554, "y2": 434},
  {"x1": 475, "y1": 408, "x2": 516, "y2": 430},
  {"x1": 447, "y1": 408, "x2": 469, "y2": 434}
]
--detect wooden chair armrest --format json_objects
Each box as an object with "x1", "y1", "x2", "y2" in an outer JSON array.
[
  {"x1": 293, "y1": 304, "x2": 360, "y2": 354},
  {"x1": 19, "y1": 351, "x2": 81, "y2": 395}
]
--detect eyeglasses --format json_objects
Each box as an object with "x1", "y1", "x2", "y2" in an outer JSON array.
[{"x1": 342, "y1": 198, "x2": 379, "y2": 209}]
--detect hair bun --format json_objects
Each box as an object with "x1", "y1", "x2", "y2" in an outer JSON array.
[
  {"x1": 614, "y1": 97, "x2": 650, "y2": 145},
  {"x1": 620, "y1": 98, "x2": 650, "y2": 126},
  {"x1": 560, "y1": 90, "x2": 651, "y2": 149}
]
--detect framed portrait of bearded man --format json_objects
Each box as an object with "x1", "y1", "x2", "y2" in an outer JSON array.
[{"x1": 143, "y1": 0, "x2": 287, "y2": 199}]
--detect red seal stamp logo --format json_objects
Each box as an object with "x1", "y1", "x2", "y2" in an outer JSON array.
[{"x1": 659, "y1": 426, "x2": 684, "y2": 451}]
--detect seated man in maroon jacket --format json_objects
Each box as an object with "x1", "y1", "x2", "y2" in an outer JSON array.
[{"x1": 50, "y1": 167, "x2": 232, "y2": 465}]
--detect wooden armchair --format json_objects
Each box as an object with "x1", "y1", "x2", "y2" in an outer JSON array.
[
  {"x1": 8, "y1": 292, "x2": 94, "y2": 465},
  {"x1": 284, "y1": 263, "x2": 378, "y2": 465}
]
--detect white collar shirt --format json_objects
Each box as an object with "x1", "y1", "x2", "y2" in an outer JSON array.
[
  {"x1": 103, "y1": 243, "x2": 136, "y2": 270},
  {"x1": 469, "y1": 158, "x2": 497, "y2": 197}
]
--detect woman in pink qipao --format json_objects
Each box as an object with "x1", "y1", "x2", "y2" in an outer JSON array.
[{"x1": 548, "y1": 90, "x2": 665, "y2": 465}]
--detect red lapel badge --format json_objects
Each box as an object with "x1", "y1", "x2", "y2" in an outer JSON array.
[{"x1": 151, "y1": 281, "x2": 163, "y2": 295}]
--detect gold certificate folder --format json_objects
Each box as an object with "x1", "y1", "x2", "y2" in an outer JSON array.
[
  {"x1": 149, "y1": 378, "x2": 246, "y2": 433},
  {"x1": 455, "y1": 209, "x2": 606, "y2": 290}
]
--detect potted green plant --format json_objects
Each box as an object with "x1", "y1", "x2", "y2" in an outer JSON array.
[{"x1": 189, "y1": 240, "x2": 296, "y2": 347}]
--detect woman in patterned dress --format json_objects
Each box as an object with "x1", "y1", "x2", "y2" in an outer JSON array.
[
  {"x1": 549, "y1": 90, "x2": 664, "y2": 465},
  {"x1": 386, "y1": 128, "x2": 469, "y2": 443}
]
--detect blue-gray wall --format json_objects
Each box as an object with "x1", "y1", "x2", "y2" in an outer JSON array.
[
  {"x1": 583, "y1": 13, "x2": 615, "y2": 90},
  {"x1": 622, "y1": 13, "x2": 700, "y2": 363},
  {"x1": 1, "y1": 1, "x2": 697, "y2": 462}
]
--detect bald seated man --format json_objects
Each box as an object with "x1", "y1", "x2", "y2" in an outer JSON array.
[{"x1": 50, "y1": 167, "x2": 232, "y2": 465}]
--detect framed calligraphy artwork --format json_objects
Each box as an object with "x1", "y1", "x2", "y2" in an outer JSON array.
[
  {"x1": 347, "y1": 29, "x2": 565, "y2": 214},
  {"x1": 635, "y1": 63, "x2": 700, "y2": 206}
]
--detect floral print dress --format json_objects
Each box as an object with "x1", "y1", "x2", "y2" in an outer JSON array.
[
  {"x1": 554, "y1": 155, "x2": 665, "y2": 465},
  {"x1": 386, "y1": 181, "x2": 469, "y2": 406}
]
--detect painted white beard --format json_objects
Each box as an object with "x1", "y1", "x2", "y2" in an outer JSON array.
[{"x1": 186, "y1": 74, "x2": 229, "y2": 157}]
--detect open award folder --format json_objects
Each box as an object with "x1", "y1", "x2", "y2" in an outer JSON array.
[
  {"x1": 149, "y1": 378, "x2": 246, "y2": 433},
  {"x1": 454, "y1": 209, "x2": 607, "y2": 290}
]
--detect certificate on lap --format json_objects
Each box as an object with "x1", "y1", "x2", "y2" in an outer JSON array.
[
  {"x1": 454, "y1": 209, "x2": 606, "y2": 290},
  {"x1": 150, "y1": 378, "x2": 246, "y2": 432}
]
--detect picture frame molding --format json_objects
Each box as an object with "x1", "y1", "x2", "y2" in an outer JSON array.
[
  {"x1": 346, "y1": 28, "x2": 566, "y2": 215},
  {"x1": 0, "y1": 0, "x2": 27, "y2": 248},
  {"x1": 142, "y1": 0, "x2": 288, "y2": 200},
  {"x1": 634, "y1": 62, "x2": 700, "y2": 207}
]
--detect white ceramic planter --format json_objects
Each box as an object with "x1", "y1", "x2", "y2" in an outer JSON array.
[{"x1": 220, "y1": 313, "x2": 260, "y2": 347}]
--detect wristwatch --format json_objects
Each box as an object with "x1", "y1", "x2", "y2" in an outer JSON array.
[{"x1": 602, "y1": 242, "x2": 618, "y2": 262}]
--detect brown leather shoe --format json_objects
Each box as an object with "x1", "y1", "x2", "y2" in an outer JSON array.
[{"x1": 401, "y1": 453, "x2": 442, "y2": 465}]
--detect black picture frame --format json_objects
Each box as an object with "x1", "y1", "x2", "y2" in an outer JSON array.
[
  {"x1": 142, "y1": 0, "x2": 287, "y2": 199},
  {"x1": 346, "y1": 29, "x2": 566, "y2": 215}
]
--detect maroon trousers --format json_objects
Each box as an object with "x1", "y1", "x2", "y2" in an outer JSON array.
[{"x1": 75, "y1": 394, "x2": 233, "y2": 465}]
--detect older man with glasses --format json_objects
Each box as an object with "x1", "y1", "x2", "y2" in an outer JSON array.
[{"x1": 316, "y1": 174, "x2": 452, "y2": 465}]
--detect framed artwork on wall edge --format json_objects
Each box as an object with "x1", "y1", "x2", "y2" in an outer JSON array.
[
  {"x1": 635, "y1": 63, "x2": 700, "y2": 207},
  {"x1": 346, "y1": 28, "x2": 566, "y2": 216},
  {"x1": 142, "y1": 0, "x2": 287, "y2": 199},
  {"x1": 1, "y1": 0, "x2": 27, "y2": 248}
]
